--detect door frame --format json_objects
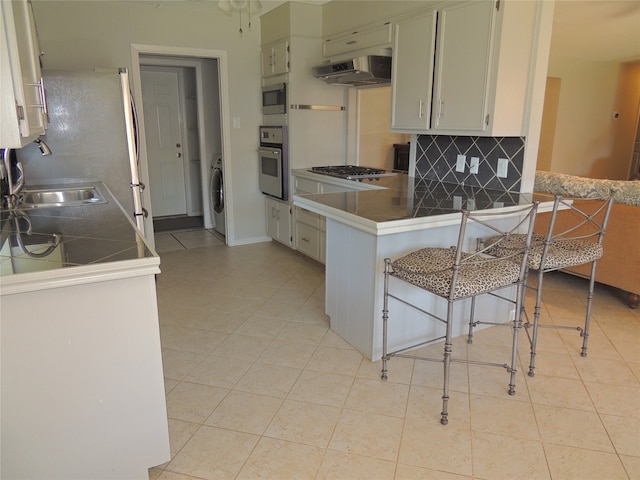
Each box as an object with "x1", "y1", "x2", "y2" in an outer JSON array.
[{"x1": 130, "y1": 44, "x2": 232, "y2": 246}]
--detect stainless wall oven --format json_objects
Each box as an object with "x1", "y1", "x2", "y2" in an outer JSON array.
[{"x1": 258, "y1": 125, "x2": 289, "y2": 201}]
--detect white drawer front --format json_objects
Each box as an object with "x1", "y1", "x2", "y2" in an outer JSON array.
[
  {"x1": 320, "y1": 182, "x2": 352, "y2": 193},
  {"x1": 296, "y1": 223, "x2": 322, "y2": 260},
  {"x1": 295, "y1": 206, "x2": 322, "y2": 229},
  {"x1": 294, "y1": 177, "x2": 321, "y2": 194}
]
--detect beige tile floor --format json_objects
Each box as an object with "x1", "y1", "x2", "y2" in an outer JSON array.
[
  {"x1": 149, "y1": 237, "x2": 640, "y2": 480},
  {"x1": 154, "y1": 229, "x2": 226, "y2": 253}
]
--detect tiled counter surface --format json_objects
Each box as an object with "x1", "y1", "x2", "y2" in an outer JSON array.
[
  {"x1": 0, "y1": 182, "x2": 158, "y2": 294},
  {"x1": 294, "y1": 173, "x2": 539, "y2": 236}
]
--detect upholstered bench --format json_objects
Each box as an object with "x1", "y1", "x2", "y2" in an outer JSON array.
[{"x1": 534, "y1": 171, "x2": 640, "y2": 308}]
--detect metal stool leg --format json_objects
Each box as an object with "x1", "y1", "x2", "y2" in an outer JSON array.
[
  {"x1": 381, "y1": 258, "x2": 391, "y2": 381},
  {"x1": 508, "y1": 281, "x2": 525, "y2": 395},
  {"x1": 467, "y1": 295, "x2": 477, "y2": 344},
  {"x1": 440, "y1": 298, "x2": 454, "y2": 425},
  {"x1": 581, "y1": 261, "x2": 598, "y2": 357},
  {"x1": 528, "y1": 269, "x2": 545, "y2": 377}
]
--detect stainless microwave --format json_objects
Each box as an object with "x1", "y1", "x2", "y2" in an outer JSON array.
[{"x1": 262, "y1": 83, "x2": 287, "y2": 115}]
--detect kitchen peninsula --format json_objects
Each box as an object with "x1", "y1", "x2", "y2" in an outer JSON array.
[
  {"x1": 0, "y1": 182, "x2": 169, "y2": 479},
  {"x1": 294, "y1": 173, "x2": 538, "y2": 360}
]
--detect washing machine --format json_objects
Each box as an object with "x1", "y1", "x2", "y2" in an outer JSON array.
[{"x1": 210, "y1": 156, "x2": 226, "y2": 236}]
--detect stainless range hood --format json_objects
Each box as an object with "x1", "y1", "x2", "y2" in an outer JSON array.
[{"x1": 312, "y1": 55, "x2": 392, "y2": 87}]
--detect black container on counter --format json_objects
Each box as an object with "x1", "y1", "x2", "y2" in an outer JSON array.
[{"x1": 393, "y1": 143, "x2": 410, "y2": 172}]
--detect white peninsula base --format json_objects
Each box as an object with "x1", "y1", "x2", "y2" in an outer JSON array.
[{"x1": 325, "y1": 218, "x2": 515, "y2": 361}]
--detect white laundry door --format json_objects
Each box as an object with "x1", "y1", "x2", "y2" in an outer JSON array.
[{"x1": 141, "y1": 68, "x2": 187, "y2": 217}]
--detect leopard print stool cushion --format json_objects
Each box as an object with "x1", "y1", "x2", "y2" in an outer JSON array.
[
  {"x1": 484, "y1": 234, "x2": 604, "y2": 270},
  {"x1": 390, "y1": 247, "x2": 522, "y2": 299}
]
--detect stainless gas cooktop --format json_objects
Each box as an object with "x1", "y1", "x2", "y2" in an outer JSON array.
[{"x1": 309, "y1": 165, "x2": 398, "y2": 181}]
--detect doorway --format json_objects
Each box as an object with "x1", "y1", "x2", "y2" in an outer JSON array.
[
  {"x1": 131, "y1": 46, "x2": 231, "y2": 246},
  {"x1": 141, "y1": 66, "x2": 190, "y2": 220}
]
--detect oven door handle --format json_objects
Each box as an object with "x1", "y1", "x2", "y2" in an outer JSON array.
[{"x1": 258, "y1": 147, "x2": 282, "y2": 157}]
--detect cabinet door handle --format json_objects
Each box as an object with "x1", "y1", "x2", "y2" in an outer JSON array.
[
  {"x1": 439, "y1": 99, "x2": 445, "y2": 118},
  {"x1": 38, "y1": 78, "x2": 48, "y2": 116},
  {"x1": 27, "y1": 78, "x2": 48, "y2": 115},
  {"x1": 300, "y1": 237, "x2": 310, "y2": 242},
  {"x1": 418, "y1": 99, "x2": 424, "y2": 119}
]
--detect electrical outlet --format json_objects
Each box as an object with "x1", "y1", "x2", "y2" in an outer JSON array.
[
  {"x1": 497, "y1": 158, "x2": 508, "y2": 178},
  {"x1": 233, "y1": 117, "x2": 241, "y2": 129},
  {"x1": 453, "y1": 195, "x2": 462, "y2": 210},
  {"x1": 470, "y1": 157, "x2": 479, "y2": 174},
  {"x1": 467, "y1": 198, "x2": 476, "y2": 210},
  {"x1": 456, "y1": 154, "x2": 466, "y2": 173}
]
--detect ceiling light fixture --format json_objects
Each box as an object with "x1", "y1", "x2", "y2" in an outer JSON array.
[{"x1": 218, "y1": 0, "x2": 262, "y2": 34}]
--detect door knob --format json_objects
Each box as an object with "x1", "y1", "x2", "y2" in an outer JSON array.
[{"x1": 176, "y1": 143, "x2": 181, "y2": 148}]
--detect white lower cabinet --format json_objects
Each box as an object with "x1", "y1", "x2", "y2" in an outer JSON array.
[
  {"x1": 293, "y1": 176, "x2": 324, "y2": 263},
  {"x1": 295, "y1": 216, "x2": 325, "y2": 263},
  {"x1": 293, "y1": 174, "x2": 362, "y2": 264},
  {"x1": 266, "y1": 197, "x2": 292, "y2": 246}
]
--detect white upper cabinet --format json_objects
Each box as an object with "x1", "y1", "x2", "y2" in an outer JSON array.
[
  {"x1": 391, "y1": 0, "x2": 536, "y2": 136},
  {"x1": 390, "y1": 10, "x2": 437, "y2": 131},
  {"x1": 431, "y1": 1, "x2": 494, "y2": 132},
  {"x1": 262, "y1": 39, "x2": 289, "y2": 78},
  {"x1": 322, "y1": 22, "x2": 392, "y2": 59},
  {"x1": 0, "y1": 0, "x2": 48, "y2": 147}
]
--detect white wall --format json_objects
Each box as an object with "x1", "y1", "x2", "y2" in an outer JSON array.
[
  {"x1": 546, "y1": 55, "x2": 622, "y2": 178},
  {"x1": 358, "y1": 86, "x2": 410, "y2": 170},
  {"x1": 31, "y1": 0, "x2": 269, "y2": 245}
]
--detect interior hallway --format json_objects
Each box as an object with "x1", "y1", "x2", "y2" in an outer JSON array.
[{"x1": 149, "y1": 236, "x2": 640, "y2": 480}]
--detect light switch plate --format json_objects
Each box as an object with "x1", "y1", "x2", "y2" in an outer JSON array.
[
  {"x1": 497, "y1": 158, "x2": 508, "y2": 178},
  {"x1": 470, "y1": 157, "x2": 479, "y2": 174},
  {"x1": 456, "y1": 154, "x2": 466, "y2": 173}
]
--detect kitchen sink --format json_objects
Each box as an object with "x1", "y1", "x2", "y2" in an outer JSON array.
[{"x1": 18, "y1": 185, "x2": 106, "y2": 208}]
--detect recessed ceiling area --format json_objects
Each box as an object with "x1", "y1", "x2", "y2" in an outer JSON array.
[{"x1": 551, "y1": 0, "x2": 640, "y2": 62}]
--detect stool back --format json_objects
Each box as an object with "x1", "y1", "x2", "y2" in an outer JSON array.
[{"x1": 449, "y1": 202, "x2": 540, "y2": 300}]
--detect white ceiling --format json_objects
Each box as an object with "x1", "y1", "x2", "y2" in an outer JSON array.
[{"x1": 552, "y1": 0, "x2": 640, "y2": 62}]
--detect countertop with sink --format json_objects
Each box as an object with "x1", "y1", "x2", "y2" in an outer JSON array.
[
  {"x1": 0, "y1": 180, "x2": 169, "y2": 479},
  {"x1": 0, "y1": 181, "x2": 158, "y2": 295}
]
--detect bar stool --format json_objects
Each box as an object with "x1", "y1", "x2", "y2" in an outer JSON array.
[
  {"x1": 474, "y1": 193, "x2": 615, "y2": 377},
  {"x1": 381, "y1": 202, "x2": 539, "y2": 425}
]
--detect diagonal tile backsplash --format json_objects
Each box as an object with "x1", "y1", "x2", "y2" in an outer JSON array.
[{"x1": 415, "y1": 135, "x2": 525, "y2": 192}]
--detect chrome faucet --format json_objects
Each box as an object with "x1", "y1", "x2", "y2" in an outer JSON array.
[
  {"x1": 1, "y1": 138, "x2": 52, "y2": 209},
  {"x1": 34, "y1": 138, "x2": 52, "y2": 156},
  {"x1": 1, "y1": 148, "x2": 23, "y2": 208}
]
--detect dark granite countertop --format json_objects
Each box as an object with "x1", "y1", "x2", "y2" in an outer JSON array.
[{"x1": 295, "y1": 173, "x2": 534, "y2": 225}]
